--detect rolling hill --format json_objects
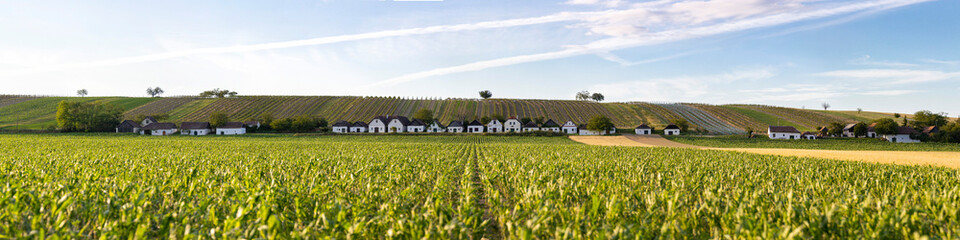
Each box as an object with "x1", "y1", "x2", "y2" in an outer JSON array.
[{"x1": 0, "y1": 95, "x2": 920, "y2": 133}]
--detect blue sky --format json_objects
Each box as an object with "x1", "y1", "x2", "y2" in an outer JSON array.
[{"x1": 1, "y1": 0, "x2": 958, "y2": 115}]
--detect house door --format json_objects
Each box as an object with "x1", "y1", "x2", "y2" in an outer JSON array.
[{"x1": 892, "y1": 137, "x2": 897, "y2": 143}]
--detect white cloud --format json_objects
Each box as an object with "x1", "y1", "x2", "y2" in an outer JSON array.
[
  {"x1": 818, "y1": 69, "x2": 960, "y2": 84},
  {"x1": 851, "y1": 55, "x2": 917, "y2": 67},
  {"x1": 921, "y1": 59, "x2": 960, "y2": 65},
  {"x1": 859, "y1": 90, "x2": 921, "y2": 96},
  {"x1": 565, "y1": 0, "x2": 624, "y2": 8}
]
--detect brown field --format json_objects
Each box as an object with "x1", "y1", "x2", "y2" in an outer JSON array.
[{"x1": 569, "y1": 135, "x2": 960, "y2": 169}]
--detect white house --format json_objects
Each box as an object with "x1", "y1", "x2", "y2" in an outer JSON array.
[
  {"x1": 368, "y1": 116, "x2": 392, "y2": 133},
  {"x1": 467, "y1": 120, "x2": 485, "y2": 133},
  {"x1": 331, "y1": 121, "x2": 351, "y2": 133},
  {"x1": 579, "y1": 125, "x2": 615, "y2": 135},
  {"x1": 386, "y1": 116, "x2": 410, "y2": 133},
  {"x1": 447, "y1": 121, "x2": 464, "y2": 133},
  {"x1": 486, "y1": 119, "x2": 503, "y2": 133},
  {"x1": 867, "y1": 123, "x2": 878, "y2": 138},
  {"x1": 140, "y1": 122, "x2": 177, "y2": 136},
  {"x1": 350, "y1": 121, "x2": 368, "y2": 133},
  {"x1": 883, "y1": 126, "x2": 920, "y2": 143},
  {"x1": 216, "y1": 122, "x2": 246, "y2": 135},
  {"x1": 522, "y1": 121, "x2": 540, "y2": 132},
  {"x1": 541, "y1": 119, "x2": 561, "y2": 133},
  {"x1": 561, "y1": 121, "x2": 578, "y2": 134},
  {"x1": 503, "y1": 118, "x2": 522, "y2": 132},
  {"x1": 407, "y1": 119, "x2": 426, "y2": 133},
  {"x1": 141, "y1": 116, "x2": 158, "y2": 127},
  {"x1": 801, "y1": 132, "x2": 818, "y2": 140},
  {"x1": 635, "y1": 124, "x2": 652, "y2": 135},
  {"x1": 180, "y1": 122, "x2": 211, "y2": 136},
  {"x1": 427, "y1": 120, "x2": 446, "y2": 133},
  {"x1": 768, "y1": 126, "x2": 801, "y2": 140},
  {"x1": 663, "y1": 124, "x2": 681, "y2": 136}
]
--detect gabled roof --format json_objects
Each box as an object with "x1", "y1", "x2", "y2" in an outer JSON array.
[
  {"x1": 448, "y1": 121, "x2": 464, "y2": 128},
  {"x1": 504, "y1": 118, "x2": 522, "y2": 123},
  {"x1": 664, "y1": 124, "x2": 680, "y2": 130},
  {"x1": 371, "y1": 116, "x2": 390, "y2": 123},
  {"x1": 351, "y1": 121, "x2": 368, "y2": 127},
  {"x1": 562, "y1": 120, "x2": 577, "y2": 127},
  {"x1": 896, "y1": 126, "x2": 918, "y2": 135},
  {"x1": 142, "y1": 122, "x2": 177, "y2": 130},
  {"x1": 923, "y1": 126, "x2": 939, "y2": 134},
  {"x1": 430, "y1": 120, "x2": 446, "y2": 128},
  {"x1": 332, "y1": 120, "x2": 352, "y2": 127},
  {"x1": 801, "y1": 131, "x2": 817, "y2": 136},
  {"x1": 768, "y1": 126, "x2": 800, "y2": 133},
  {"x1": 523, "y1": 121, "x2": 539, "y2": 128},
  {"x1": 118, "y1": 120, "x2": 140, "y2": 128},
  {"x1": 180, "y1": 122, "x2": 211, "y2": 129},
  {"x1": 541, "y1": 119, "x2": 559, "y2": 128},
  {"x1": 468, "y1": 120, "x2": 484, "y2": 126},
  {"x1": 218, "y1": 122, "x2": 244, "y2": 129},
  {"x1": 635, "y1": 124, "x2": 651, "y2": 129},
  {"x1": 843, "y1": 123, "x2": 857, "y2": 131},
  {"x1": 391, "y1": 116, "x2": 411, "y2": 125},
  {"x1": 144, "y1": 116, "x2": 158, "y2": 123},
  {"x1": 409, "y1": 119, "x2": 426, "y2": 126},
  {"x1": 487, "y1": 119, "x2": 501, "y2": 125}
]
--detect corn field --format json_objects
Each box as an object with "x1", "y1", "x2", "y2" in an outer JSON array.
[{"x1": 0, "y1": 134, "x2": 958, "y2": 238}]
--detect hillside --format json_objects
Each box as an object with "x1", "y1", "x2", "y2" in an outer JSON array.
[{"x1": 0, "y1": 95, "x2": 915, "y2": 133}]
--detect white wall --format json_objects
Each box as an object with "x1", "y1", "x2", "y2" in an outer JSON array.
[
  {"x1": 768, "y1": 132, "x2": 801, "y2": 139},
  {"x1": 408, "y1": 126, "x2": 425, "y2": 132},
  {"x1": 368, "y1": 120, "x2": 386, "y2": 133},
  {"x1": 181, "y1": 129, "x2": 210, "y2": 135},
  {"x1": 504, "y1": 120, "x2": 522, "y2": 132},
  {"x1": 448, "y1": 127, "x2": 463, "y2": 133},
  {"x1": 350, "y1": 127, "x2": 367, "y2": 133},
  {"x1": 664, "y1": 129, "x2": 680, "y2": 135},
  {"x1": 146, "y1": 129, "x2": 177, "y2": 136},
  {"x1": 467, "y1": 126, "x2": 484, "y2": 133},
  {"x1": 883, "y1": 134, "x2": 919, "y2": 143},
  {"x1": 387, "y1": 120, "x2": 406, "y2": 133},
  {"x1": 332, "y1": 126, "x2": 348, "y2": 133},
  {"x1": 217, "y1": 128, "x2": 246, "y2": 135},
  {"x1": 635, "y1": 129, "x2": 651, "y2": 135}
]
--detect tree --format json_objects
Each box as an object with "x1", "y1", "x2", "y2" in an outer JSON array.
[
  {"x1": 533, "y1": 117, "x2": 545, "y2": 125},
  {"x1": 413, "y1": 109, "x2": 434, "y2": 122},
  {"x1": 873, "y1": 118, "x2": 899, "y2": 135},
  {"x1": 317, "y1": 118, "x2": 328, "y2": 128},
  {"x1": 672, "y1": 118, "x2": 689, "y2": 132},
  {"x1": 480, "y1": 116, "x2": 492, "y2": 124},
  {"x1": 146, "y1": 87, "x2": 165, "y2": 97},
  {"x1": 828, "y1": 122, "x2": 845, "y2": 137},
  {"x1": 520, "y1": 117, "x2": 532, "y2": 124},
  {"x1": 270, "y1": 118, "x2": 292, "y2": 131},
  {"x1": 259, "y1": 113, "x2": 274, "y2": 130},
  {"x1": 209, "y1": 112, "x2": 229, "y2": 128},
  {"x1": 200, "y1": 88, "x2": 238, "y2": 98},
  {"x1": 490, "y1": 114, "x2": 505, "y2": 122},
  {"x1": 575, "y1": 91, "x2": 591, "y2": 101},
  {"x1": 857, "y1": 108, "x2": 862, "y2": 115},
  {"x1": 852, "y1": 122, "x2": 868, "y2": 138},
  {"x1": 56, "y1": 101, "x2": 123, "y2": 132},
  {"x1": 290, "y1": 115, "x2": 318, "y2": 132},
  {"x1": 586, "y1": 115, "x2": 615, "y2": 134},
  {"x1": 893, "y1": 113, "x2": 901, "y2": 119},
  {"x1": 77, "y1": 89, "x2": 88, "y2": 97},
  {"x1": 478, "y1": 90, "x2": 492, "y2": 99},
  {"x1": 821, "y1": 102, "x2": 830, "y2": 111},
  {"x1": 590, "y1": 93, "x2": 605, "y2": 102},
  {"x1": 912, "y1": 110, "x2": 948, "y2": 128}
]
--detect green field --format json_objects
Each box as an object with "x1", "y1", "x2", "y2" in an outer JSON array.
[
  {"x1": 667, "y1": 135, "x2": 960, "y2": 152},
  {"x1": 1, "y1": 134, "x2": 959, "y2": 238}
]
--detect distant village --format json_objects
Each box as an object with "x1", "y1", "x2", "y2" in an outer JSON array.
[{"x1": 765, "y1": 123, "x2": 938, "y2": 143}]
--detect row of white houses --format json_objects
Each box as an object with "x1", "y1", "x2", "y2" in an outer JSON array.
[
  {"x1": 116, "y1": 117, "x2": 256, "y2": 136},
  {"x1": 331, "y1": 116, "x2": 682, "y2": 136},
  {"x1": 767, "y1": 124, "x2": 921, "y2": 143}
]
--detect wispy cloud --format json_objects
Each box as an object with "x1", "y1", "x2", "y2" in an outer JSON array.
[
  {"x1": 851, "y1": 55, "x2": 917, "y2": 67},
  {"x1": 595, "y1": 49, "x2": 705, "y2": 66},
  {"x1": 860, "y1": 90, "x2": 921, "y2": 96},
  {"x1": 818, "y1": 69, "x2": 960, "y2": 84},
  {"x1": 921, "y1": 59, "x2": 960, "y2": 65},
  {"x1": 373, "y1": 0, "x2": 931, "y2": 87}
]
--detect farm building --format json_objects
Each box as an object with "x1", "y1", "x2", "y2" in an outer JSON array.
[
  {"x1": 140, "y1": 123, "x2": 177, "y2": 136},
  {"x1": 578, "y1": 125, "x2": 615, "y2": 135},
  {"x1": 842, "y1": 123, "x2": 857, "y2": 137},
  {"x1": 486, "y1": 119, "x2": 503, "y2": 133},
  {"x1": 427, "y1": 120, "x2": 446, "y2": 132},
  {"x1": 447, "y1": 121, "x2": 464, "y2": 133},
  {"x1": 503, "y1": 117, "x2": 522, "y2": 132},
  {"x1": 883, "y1": 126, "x2": 920, "y2": 143},
  {"x1": 522, "y1": 121, "x2": 540, "y2": 132},
  {"x1": 368, "y1": 116, "x2": 389, "y2": 133},
  {"x1": 801, "y1": 132, "x2": 818, "y2": 140},
  {"x1": 663, "y1": 124, "x2": 681, "y2": 135},
  {"x1": 216, "y1": 122, "x2": 246, "y2": 135},
  {"x1": 467, "y1": 120, "x2": 484, "y2": 133},
  {"x1": 561, "y1": 121, "x2": 578, "y2": 134},
  {"x1": 635, "y1": 124, "x2": 652, "y2": 135},
  {"x1": 141, "y1": 116, "x2": 159, "y2": 127},
  {"x1": 331, "y1": 121, "x2": 351, "y2": 133},
  {"x1": 350, "y1": 121, "x2": 368, "y2": 133},
  {"x1": 867, "y1": 123, "x2": 877, "y2": 138},
  {"x1": 768, "y1": 126, "x2": 801, "y2": 139},
  {"x1": 386, "y1": 116, "x2": 411, "y2": 133},
  {"x1": 116, "y1": 120, "x2": 140, "y2": 133},
  {"x1": 180, "y1": 122, "x2": 211, "y2": 136},
  {"x1": 408, "y1": 119, "x2": 426, "y2": 133},
  {"x1": 923, "y1": 126, "x2": 940, "y2": 135},
  {"x1": 541, "y1": 120, "x2": 561, "y2": 133}
]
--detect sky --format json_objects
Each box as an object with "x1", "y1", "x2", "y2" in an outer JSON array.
[{"x1": 1, "y1": 0, "x2": 958, "y2": 115}]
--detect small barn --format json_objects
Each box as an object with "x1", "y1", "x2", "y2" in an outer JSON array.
[
  {"x1": 867, "y1": 123, "x2": 878, "y2": 138},
  {"x1": 768, "y1": 126, "x2": 801, "y2": 139},
  {"x1": 350, "y1": 121, "x2": 368, "y2": 133},
  {"x1": 368, "y1": 116, "x2": 389, "y2": 133},
  {"x1": 331, "y1": 121, "x2": 351, "y2": 133},
  {"x1": 522, "y1": 121, "x2": 540, "y2": 132},
  {"x1": 408, "y1": 119, "x2": 426, "y2": 133},
  {"x1": 116, "y1": 120, "x2": 141, "y2": 133},
  {"x1": 541, "y1": 119, "x2": 561, "y2": 133},
  {"x1": 180, "y1": 122, "x2": 211, "y2": 136},
  {"x1": 140, "y1": 123, "x2": 177, "y2": 136},
  {"x1": 801, "y1": 132, "x2": 818, "y2": 140},
  {"x1": 447, "y1": 121, "x2": 464, "y2": 133},
  {"x1": 503, "y1": 117, "x2": 522, "y2": 132},
  {"x1": 842, "y1": 123, "x2": 857, "y2": 137},
  {"x1": 883, "y1": 126, "x2": 919, "y2": 143},
  {"x1": 387, "y1": 116, "x2": 410, "y2": 133},
  {"x1": 635, "y1": 124, "x2": 652, "y2": 135},
  {"x1": 141, "y1": 116, "x2": 159, "y2": 127},
  {"x1": 579, "y1": 124, "x2": 615, "y2": 135},
  {"x1": 216, "y1": 122, "x2": 246, "y2": 135},
  {"x1": 561, "y1": 121, "x2": 578, "y2": 134},
  {"x1": 427, "y1": 120, "x2": 446, "y2": 133},
  {"x1": 467, "y1": 120, "x2": 485, "y2": 133},
  {"x1": 663, "y1": 124, "x2": 681, "y2": 135},
  {"x1": 486, "y1": 119, "x2": 503, "y2": 133}
]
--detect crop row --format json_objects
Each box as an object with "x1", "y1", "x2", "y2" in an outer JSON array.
[{"x1": 655, "y1": 103, "x2": 744, "y2": 134}]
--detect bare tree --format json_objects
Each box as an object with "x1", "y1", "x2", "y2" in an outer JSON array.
[
  {"x1": 575, "y1": 91, "x2": 591, "y2": 101},
  {"x1": 77, "y1": 89, "x2": 88, "y2": 97},
  {"x1": 146, "y1": 87, "x2": 165, "y2": 97},
  {"x1": 857, "y1": 108, "x2": 863, "y2": 115},
  {"x1": 821, "y1": 102, "x2": 830, "y2": 111}
]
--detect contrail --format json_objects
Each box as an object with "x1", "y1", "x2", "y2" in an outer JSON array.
[{"x1": 369, "y1": 0, "x2": 931, "y2": 87}]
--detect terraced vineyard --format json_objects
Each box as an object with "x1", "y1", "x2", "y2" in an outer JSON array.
[
  {"x1": 2, "y1": 134, "x2": 959, "y2": 238},
  {"x1": 733, "y1": 104, "x2": 851, "y2": 130},
  {"x1": 655, "y1": 103, "x2": 744, "y2": 134},
  {"x1": 689, "y1": 103, "x2": 767, "y2": 133}
]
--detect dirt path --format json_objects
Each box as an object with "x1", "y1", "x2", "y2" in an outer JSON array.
[{"x1": 569, "y1": 135, "x2": 960, "y2": 169}]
